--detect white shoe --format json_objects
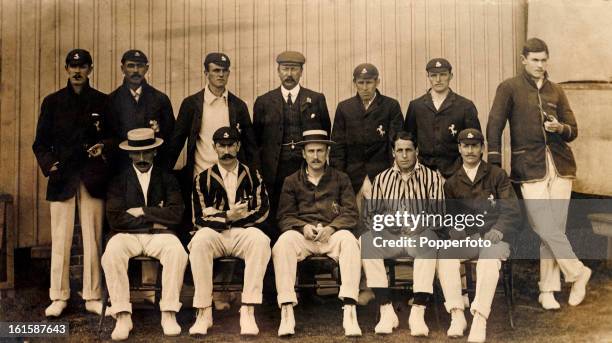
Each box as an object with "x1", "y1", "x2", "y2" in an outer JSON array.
[
  {"x1": 447, "y1": 308, "x2": 467, "y2": 337},
  {"x1": 358, "y1": 289, "x2": 375, "y2": 306},
  {"x1": 538, "y1": 292, "x2": 560, "y2": 310},
  {"x1": 374, "y1": 303, "x2": 399, "y2": 334},
  {"x1": 189, "y1": 307, "x2": 213, "y2": 335},
  {"x1": 342, "y1": 304, "x2": 362, "y2": 337},
  {"x1": 569, "y1": 266, "x2": 592, "y2": 306},
  {"x1": 278, "y1": 304, "x2": 295, "y2": 336},
  {"x1": 111, "y1": 312, "x2": 133, "y2": 341},
  {"x1": 85, "y1": 300, "x2": 110, "y2": 316},
  {"x1": 240, "y1": 305, "x2": 259, "y2": 335},
  {"x1": 408, "y1": 305, "x2": 429, "y2": 337},
  {"x1": 161, "y1": 311, "x2": 181, "y2": 336},
  {"x1": 467, "y1": 312, "x2": 487, "y2": 343},
  {"x1": 45, "y1": 300, "x2": 67, "y2": 317}
]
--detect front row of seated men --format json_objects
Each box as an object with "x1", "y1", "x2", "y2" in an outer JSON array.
[{"x1": 101, "y1": 125, "x2": 566, "y2": 343}]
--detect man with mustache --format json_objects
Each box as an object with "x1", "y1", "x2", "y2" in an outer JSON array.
[
  {"x1": 487, "y1": 38, "x2": 591, "y2": 310},
  {"x1": 404, "y1": 58, "x2": 481, "y2": 179},
  {"x1": 109, "y1": 49, "x2": 175, "y2": 170},
  {"x1": 187, "y1": 126, "x2": 270, "y2": 336},
  {"x1": 253, "y1": 51, "x2": 331, "y2": 240},
  {"x1": 33, "y1": 49, "x2": 111, "y2": 318},
  {"x1": 273, "y1": 130, "x2": 361, "y2": 337},
  {"x1": 103, "y1": 128, "x2": 187, "y2": 340},
  {"x1": 437, "y1": 128, "x2": 521, "y2": 342}
]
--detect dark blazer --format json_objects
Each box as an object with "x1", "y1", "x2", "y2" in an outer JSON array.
[
  {"x1": 108, "y1": 79, "x2": 175, "y2": 169},
  {"x1": 330, "y1": 91, "x2": 404, "y2": 192},
  {"x1": 166, "y1": 89, "x2": 260, "y2": 222},
  {"x1": 106, "y1": 165, "x2": 184, "y2": 235},
  {"x1": 486, "y1": 70, "x2": 578, "y2": 182},
  {"x1": 192, "y1": 163, "x2": 269, "y2": 232},
  {"x1": 32, "y1": 80, "x2": 112, "y2": 201},
  {"x1": 404, "y1": 90, "x2": 481, "y2": 178},
  {"x1": 277, "y1": 166, "x2": 358, "y2": 235},
  {"x1": 444, "y1": 161, "x2": 521, "y2": 240},
  {"x1": 253, "y1": 86, "x2": 331, "y2": 191}
]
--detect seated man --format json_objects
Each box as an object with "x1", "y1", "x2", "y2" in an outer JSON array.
[
  {"x1": 437, "y1": 128, "x2": 521, "y2": 342},
  {"x1": 273, "y1": 130, "x2": 362, "y2": 337},
  {"x1": 360, "y1": 131, "x2": 444, "y2": 336},
  {"x1": 102, "y1": 128, "x2": 188, "y2": 341},
  {"x1": 188, "y1": 127, "x2": 271, "y2": 336}
]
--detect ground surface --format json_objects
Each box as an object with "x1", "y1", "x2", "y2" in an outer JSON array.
[{"x1": 0, "y1": 260, "x2": 610, "y2": 343}]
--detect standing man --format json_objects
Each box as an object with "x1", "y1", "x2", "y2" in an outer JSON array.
[
  {"x1": 188, "y1": 127, "x2": 270, "y2": 336},
  {"x1": 167, "y1": 52, "x2": 259, "y2": 229},
  {"x1": 487, "y1": 38, "x2": 591, "y2": 310},
  {"x1": 360, "y1": 131, "x2": 444, "y2": 336},
  {"x1": 272, "y1": 130, "x2": 361, "y2": 337},
  {"x1": 109, "y1": 49, "x2": 175, "y2": 169},
  {"x1": 404, "y1": 58, "x2": 481, "y2": 179},
  {"x1": 253, "y1": 51, "x2": 331, "y2": 237},
  {"x1": 33, "y1": 49, "x2": 110, "y2": 317},
  {"x1": 103, "y1": 128, "x2": 187, "y2": 340},
  {"x1": 437, "y1": 128, "x2": 521, "y2": 342},
  {"x1": 330, "y1": 63, "x2": 404, "y2": 211}
]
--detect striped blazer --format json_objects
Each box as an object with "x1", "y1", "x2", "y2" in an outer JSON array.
[{"x1": 192, "y1": 163, "x2": 269, "y2": 232}]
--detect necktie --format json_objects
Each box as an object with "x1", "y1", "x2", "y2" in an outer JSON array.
[{"x1": 287, "y1": 92, "x2": 293, "y2": 107}]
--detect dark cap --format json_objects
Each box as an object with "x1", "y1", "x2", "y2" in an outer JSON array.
[
  {"x1": 353, "y1": 63, "x2": 379, "y2": 79},
  {"x1": 204, "y1": 52, "x2": 231, "y2": 70},
  {"x1": 426, "y1": 58, "x2": 452, "y2": 73},
  {"x1": 213, "y1": 126, "x2": 240, "y2": 144},
  {"x1": 457, "y1": 128, "x2": 484, "y2": 144},
  {"x1": 65, "y1": 49, "x2": 92, "y2": 66},
  {"x1": 276, "y1": 51, "x2": 306, "y2": 65},
  {"x1": 121, "y1": 49, "x2": 148, "y2": 64}
]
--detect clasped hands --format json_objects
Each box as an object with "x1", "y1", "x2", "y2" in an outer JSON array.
[{"x1": 303, "y1": 223, "x2": 335, "y2": 243}]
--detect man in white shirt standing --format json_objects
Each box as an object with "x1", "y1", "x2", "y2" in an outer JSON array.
[
  {"x1": 188, "y1": 127, "x2": 270, "y2": 336},
  {"x1": 103, "y1": 128, "x2": 188, "y2": 341}
]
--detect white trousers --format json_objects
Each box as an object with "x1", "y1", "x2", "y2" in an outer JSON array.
[
  {"x1": 188, "y1": 227, "x2": 271, "y2": 308},
  {"x1": 101, "y1": 233, "x2": 188, "y2": 314},
  {"x1": 49, "y1": 182, "x2": 103, "y2": 301},
  {"x1": 361, "y1": 230, "x2": 438, "y2": 294},
  {"x1": 437, "y1": 234, "x2": 510, "y2": 319},
  {"x1": 272, "y1": 229, "x2": 361, "y2": 306},
  {"x1": 521, "y1": 151, "x2": 584, "y2": 292}
]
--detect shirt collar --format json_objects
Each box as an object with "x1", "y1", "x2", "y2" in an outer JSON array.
[
  {"x1": 204, "y1": 85, "x2": 229, "y2": 105},
  {"x1": 391, "y1": 161, "x2": 421, "y2": 179},
  {"x1": 132, "y1": 164, "x2": 153, "y2": 177},
  {"x1": 281, "y1": 84, "x2": 301, "y2": 102},
  {"x1": 129, "y1": 86, "x2": 142, "y2": 97},
  {"x1": 217, "y1": 162, "x2": 239, "y2": 179}
]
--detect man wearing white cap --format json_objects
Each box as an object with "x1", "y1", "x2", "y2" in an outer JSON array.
[
  {"x1": 272, "y1": 130, "x2": 362, "y2": 337},
  {"x1": 102, "y1": 128, "x2": 188, "y2": 340}
]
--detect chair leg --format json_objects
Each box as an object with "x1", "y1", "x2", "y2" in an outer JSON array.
[
  {"x1": 155, "y1": 263, "x2": 163, "y2": 309},
  {"x1": 98, "y1": 283, "x2": 108, "y2": 339},
  {"x1": 503, "y1": 261, "x2": 515, "y2": 329}
]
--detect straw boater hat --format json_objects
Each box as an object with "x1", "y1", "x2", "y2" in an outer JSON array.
[
  {"x1": 295, "y1": 129, "x2": 335, "y2": 146},
  {"x1": 119, "y1": 128, "x2": 164, "y2": 151}
]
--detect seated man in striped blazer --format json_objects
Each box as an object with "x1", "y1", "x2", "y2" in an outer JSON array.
[
  {"x1": 188, "y1": 126, "x2": 270, "y2": 336},
  {"x1": 360, "y1": 131, "x2": 444, "y2": 336}
]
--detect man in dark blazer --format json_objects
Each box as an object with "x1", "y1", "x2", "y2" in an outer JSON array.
[
  {"x1": 404, "y1": 58, "x2": 481, "y2": 179},
  {"x1": 330, "y1": 63, "x2": 404, "y2": 213},
  {"x1": 437, "y1": 128, "x2": 521, "y2": 342},
  {"x1": 32, "y1": 49, "x2": 111, "y2": 318},
  {"x1": 167, "y1": 52, "x2": 259, "y2": 233},
  {"x1": 102, "y1": 128, "x2": 187, "y2": 341},
  {"x1": 108, "y1": 49, "x2": 175, "y2": 170},
  {"x1": 253, "y1": 50, "x2": 331, "y2": 238}
]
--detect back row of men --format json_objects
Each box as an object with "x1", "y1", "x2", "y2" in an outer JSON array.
[{"x1": 32, "y1": 37, "x2": 591, "y2": 342}]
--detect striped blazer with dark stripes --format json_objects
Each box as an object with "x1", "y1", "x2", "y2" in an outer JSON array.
[{"x1": 192, "y1": 163, "x2": 269, "y2": 231}]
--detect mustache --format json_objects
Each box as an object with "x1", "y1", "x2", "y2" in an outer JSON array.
[
  {"x1": 283, "y1": 76, "x2": 295, "y2": 82},
  {"x1": 135, "y1": 161, "x2": 151, "y2": 167},
  {"x1": 311, "y1": 159, "x2": 322, "y2": 163},
  {"x1": 220, "y1": 154, "x2": 234, "y2": 160}
]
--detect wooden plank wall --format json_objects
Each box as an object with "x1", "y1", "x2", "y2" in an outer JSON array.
[{"x1": 0, "y1": 0, "x2": 526, "y2": 248}]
